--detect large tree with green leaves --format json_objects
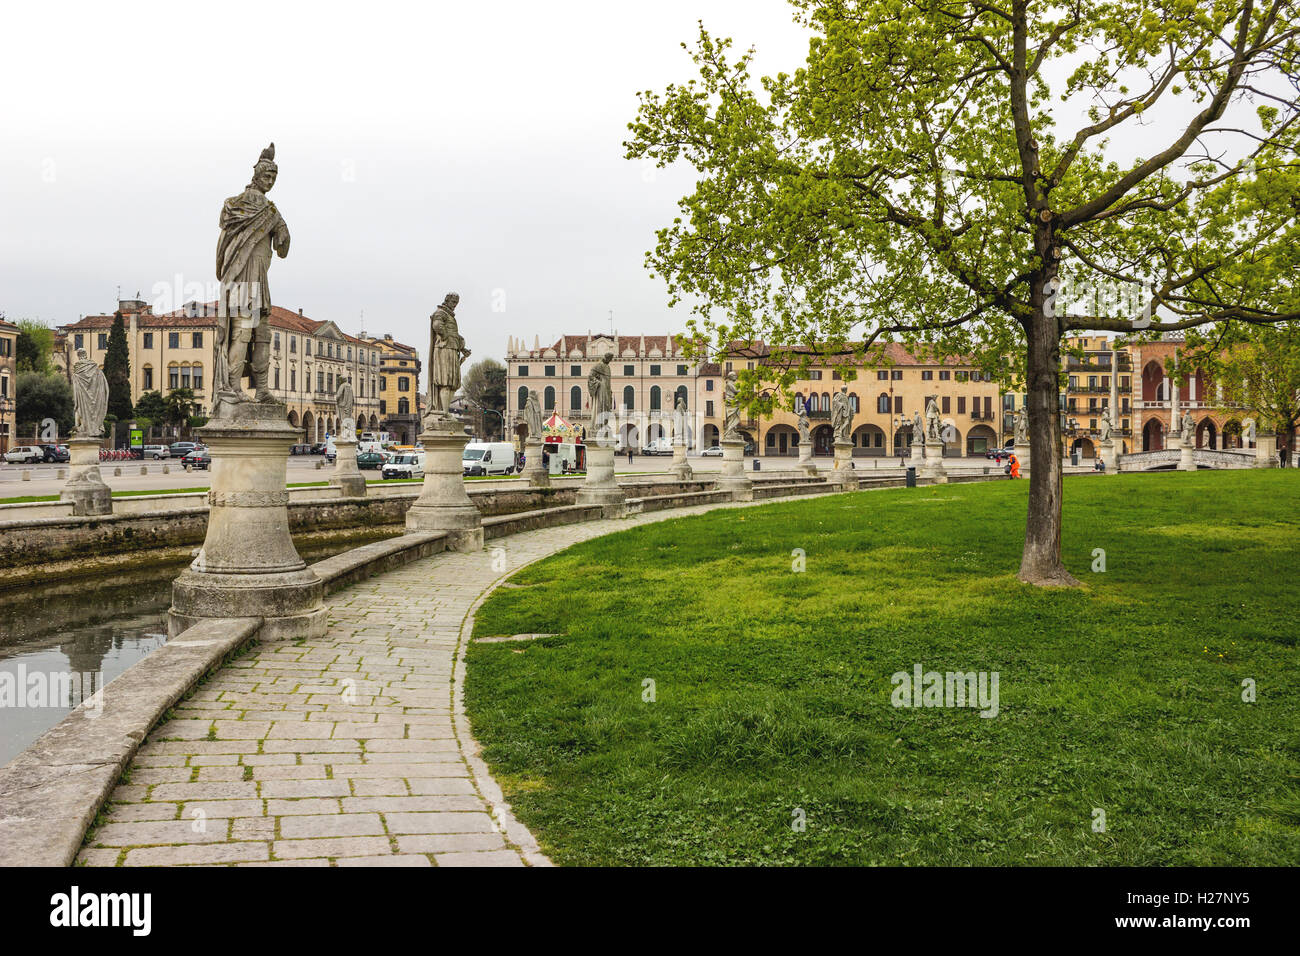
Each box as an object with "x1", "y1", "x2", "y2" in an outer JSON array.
[
  {"x1": 1183, "y1": 321, "x2": 1300, "y2": 448},
  {"x1": 103, "y1": 312, "x2": 134, "y2": 422},
  {"x1": 15, "y1": 371, "x2": 73, "y2": 439},
  {"x1": 15, "y1": 319, "x2": 54, "y2": 374},
  {"x1": 626, "y1": 0, "x2": 1300, "y2": 584},
  {"x1": 461, "y1": 358, "x2": 508, "y2": 438}
]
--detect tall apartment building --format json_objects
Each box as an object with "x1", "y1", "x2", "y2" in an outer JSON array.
[
  {"x1": 359, "y1": 334, "x2": 424, "y2": 444},
  {"x1": 58, "y1": 299, "x2": 383, "y2": 441},
  {"x1": 504, "y1": 333, "x2": 724, "y2": 449},
  {"x1": 0, "y1": 318, "x2": 18, "y2": 453}
]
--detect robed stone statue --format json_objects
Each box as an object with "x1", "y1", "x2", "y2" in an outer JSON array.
[
  {"x1": 336, "y1": 376, "x2": 355, "y2": 439},
  {"x1": 723, "y1": 371, "x2": 740, "y2": 440},
  {"x1": 1181, "y1": 411, "x2": 1196, "y2": 446},
  {"x1": 588, "y1": 353, "x2": 614, "y2": 437},
  {"x1": 524, "y1": 389, "x2": 543, "y2": 439},
  {"x1": 214, "y1": 143, "x2": 290, "y2": 416},
  {"x1": 1099, "y1": 407, "x2": 1113, "y2": 443},
  {"x1": 912, "y1": 410, "x2": 924, "y2": 447},
  {"x1": 72, "y1": 348, "x2": 109, "y2": 438},
  {"x1": 1013, "y1": 406, "x2": 1028, "y2": 445},
  {"x1": 831, "y1": 386, "x2": 853, "y2": 443},
  {"x1": 796, "y1": 396, "x2": 811, "y2": 445},
  {"x1": 926, "y1": 397, "x2": 943, "y2": 442},
  {"x1": 427, "y1": 293, "x2": 470, "y2": 422}
]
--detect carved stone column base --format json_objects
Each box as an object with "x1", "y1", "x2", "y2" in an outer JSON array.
[
  {"x1": 522, "y1": 438, "x2": 550, "y2": 487},
  {"x1": 714, "y1": 438, "x2": 753, "y2": 501},
  {"x1": 1099, "y1": 439, "x2": 1118, "y2": 473},
  {"x1": 669, "y1": 443, "x2": 693, "y2": 481},
  {"x1": 1013, "y1": 441, "x2": 1031, "y2": 474},
  {"x1": 1177, "y1": 438, "x2": 1197, "y2": 471},
  {"x1": 921, "y1": 440, "x2": 949, "y2": 482},
  {"x1": 60, "y1": 437, "x2": 111, "y2": 516},
  {"x1": 832, "y1": 440, "x2": 856, "y2": 488},
  {"x1": 169, "y1": 403, "x2": 324, "y2": 641},
  {"x1": 329, "y1": 437, "x2": 367, "y2": 497},
  {"x1": 1255, "y1": 433, "x2": 1278, "y2": 468},
  {"x1": 575, "y1": 443, "x2": 626, "y2": 515},
  {"x1": 405, "y1": 418, "x2": 483, "y2": 550},
  {"x1": 797, "y1": 447, "x2": 817, "y2": 476}
]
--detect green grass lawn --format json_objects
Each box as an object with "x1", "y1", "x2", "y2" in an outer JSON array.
[{"x1": 465, "y1": 470, "x2": 1300, "y2": 865}]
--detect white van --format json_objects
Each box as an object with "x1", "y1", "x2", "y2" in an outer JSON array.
[
  {"x1": 544, "y1": 441, "x2": 583, "y2": 474},
  {"x1": 462, "y1": 442, "x2": 516, "y2": 477},
  {"x1": 381, "y1": 452, "x2": 425, "y2": 480}
]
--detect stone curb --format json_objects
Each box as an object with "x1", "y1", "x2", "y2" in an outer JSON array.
[{"x1": 0, "y1": 616, "x2": 262, "y2": 867}]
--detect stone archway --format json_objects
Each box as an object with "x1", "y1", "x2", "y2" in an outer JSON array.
[
  {"x1": 1143, "y1": 418, "x2": 1164, "y2": 451},
  {"x1": 1197, "y1": 418, "x2": 1217, "y2": 450},
  {"x1": 739, "y1": 429, "x2": 756, "y2": 455},
  {"x1": 966, "y1": 424, "x2": 997, "y2": 456},
  {"x1": 852, "y1": 423, "x2": 886, "y2": 456},
  {"x1": 1071, "y1": 437, "x2": 1096, "y2": 459},
  {"x1": 812, "y1": 424, "x2": 834, "y2": 456},
  {"x1": 764, "y1": 424, "x2": 799, "y2": 456},
  {"x1": 703, "y1": 424, "x2": 719, "y2": 448},
  {"x1": 301, "y1": 411, "x2": 314, "y2": 443}
]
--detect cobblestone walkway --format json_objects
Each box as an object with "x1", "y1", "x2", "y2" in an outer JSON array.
[{"x1": 77, "y1": 497, "x2": 770, "y2": 866}]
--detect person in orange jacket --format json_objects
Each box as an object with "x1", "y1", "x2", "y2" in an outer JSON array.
[{"x1": 1008, "y1": 453, "x2": 1020, "y2": 478}]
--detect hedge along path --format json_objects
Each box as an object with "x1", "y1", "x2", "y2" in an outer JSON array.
[{"x1": 77, "y1": 493, "x2": 803, "y2": 867}]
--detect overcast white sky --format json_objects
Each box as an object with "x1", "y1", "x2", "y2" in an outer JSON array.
[
  {"x1": 1, "y1": 1, "x2": 1265, "y2": 367},
  {"x1": 0, "y1": 0, "x2": 809, "y2": 365}
]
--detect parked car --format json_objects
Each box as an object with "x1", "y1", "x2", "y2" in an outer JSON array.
[
  {"x1": 357, "y1": 451, "x2": 387, "y2": 470},
  {"x1": 310, "y1": 442, "x2": 327, "y2": 456},
  {"x1": 40, "y1": 444, "x2": 71, "y2": 463},
  {"x1": 700, "y1": 445, "x2": 724, "y2": 457},
  {"x1": 382, "y1": 453, "x2": 425, "y2": 480},
  {"x1": 143, "y1": 444, "x2": 171, "y2": 460},
  {"x1": 643, "y1": 438, "x2": 674, "y2": 456},
  {"x1": 3, "y1": 445, "x2": 45, "y2": 465},
  {"x1": 181, "y1": 450, "x2": 211, "y2": 471},
  {"x1": 169, "y1": 441, "x2": 197, "y2": 458},
  {"x1": 290, "y1": 443, "x2": 313, "y2": 455}
]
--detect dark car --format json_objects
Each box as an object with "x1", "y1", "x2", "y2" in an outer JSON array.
[
  {"x1": 310, "y1": 442, "x2": 327, "y2": 456},
  {"x1": 357, "y1": 451, "x2": 386, "y2": 470},
  {"x1": 40, "y1": 444, "x2": 70, "y2": 463},
  {"x1": 290, "y1": 443, "x2": 313, "y2": 455},
  {"x1": 170, "y1": 441, "x2": 197, "y2": 458},
  {"x1": 180, "y1": 450, "x2": 211, "y2": 471}
]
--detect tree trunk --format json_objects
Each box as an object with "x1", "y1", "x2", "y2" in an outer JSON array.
[{"x1": 1019, "y1": 294, "x2": 1080, "y2": 587}]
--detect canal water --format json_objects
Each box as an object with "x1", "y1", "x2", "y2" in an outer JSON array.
[{"x1": 0, "y1": 531, "x2": 391, "y2": 767}]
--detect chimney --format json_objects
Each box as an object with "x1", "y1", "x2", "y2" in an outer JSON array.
[{"x1": 298, "y1": 307, "x2": 304, "y2": 316}]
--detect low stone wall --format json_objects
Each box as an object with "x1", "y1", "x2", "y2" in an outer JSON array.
[
  {"x1": 313, "y1": 531, "x2": 449, "y2": 595},
  {"x1": 626, "y1": 489, "x2": 735, "y2": 514}
]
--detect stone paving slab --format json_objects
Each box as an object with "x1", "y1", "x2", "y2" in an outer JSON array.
[{"x1": 77, "y1": 493, "x2": 821, "y2": 866}]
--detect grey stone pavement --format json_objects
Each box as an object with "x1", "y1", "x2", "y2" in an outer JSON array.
[{"x1": 77, "y1": 495, "x2": 774, "y2": 867}]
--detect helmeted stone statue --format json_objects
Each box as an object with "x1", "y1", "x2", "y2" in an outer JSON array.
[
  {"x1": 796, "y1": 396, "x2": 811, "y2": 445},
  {"x1": 831, "y1": 386, "x2": 853, "y2": 443},
  {"x1": 336, "y1": 376, "x2": 355, "y2": 439},
  {"x1": 926, "y1": 397, "x2": 943, "y2": 442},
  {"x1": 214, "y1": 142, "x2": 290, "y2": 417},
  {"x1": 71, "y1": 348, "x2": 108, "y2": 438},
  {"x1": 587, "y1": 352, "x2": 613, "y2": 421},
  {"x1": 723, "y1": 371, "x2": 742, "y2": 440},
  {"x1": 524, "y1": 389, "x2": 543, "y2": 438},
  {"x1": 1013, "y1": 406, "x2": 1028, "y2": 444},
  {"x1": 427, "y1": 293, "x2": 470, "y2": 421}
]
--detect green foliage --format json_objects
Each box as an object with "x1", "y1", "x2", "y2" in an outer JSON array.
[
  {"x1": 103, "y1": 313, "x2": 133, "y2": 422},
  {"x1": 461, "y1": 358, "x2": 508, "y2": 438},
  {"x1": 15, "y1": 320, "x2": 54, "y2": 374},
  {"x1": 15, "y1": 371, "x2": 73, "y2": 437},
  {"x1": 134, "y1": 389, "x2": 168, "y2": 423},
  {"x1": 1183, "y1": 321, "x2": 1300, "y2": 438},
  {"x1": 467, "y1": 474, "x2": 1300, "y2": 865}
]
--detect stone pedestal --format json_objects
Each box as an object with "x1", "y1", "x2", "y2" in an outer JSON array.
[
  {"x1": 1013, "y1": 441, "x2": 1030, "y2": 474},
  {"x1": 713, "y1": 438, "x2": 754, "y2": 501},
  {"x1": 521, "y1": 438, "x2": 550, "y2": 487},
  {"x1": 832, "y1": 440, "x2": 856, "y2": 488},
  {"x1": 921, "y1": 440, "x2": 948, "y2": 482},
  {"x1": 405, "y1": 416, "x2": 483, "y2": 550},
  {"x1": 60, "y1": 437, "x2": 111, "y2": 516},
  {"x1": 329, "y1": 437, "x2": 367, "y2": 497},
  {"x1": 1099, "y1": 439, "x2": 1118, "y2": 473},
  {"x1": 575, "y1": 441, "x2": 626, "y2": 515},
  {"x1": 797, "y1": 443, "x2": 817, "y2": 476},
  {"x1": 1178, "y1": 436, "x2": 1196, "y2": 471},
  {"x1": 169, "y1": 402, "x2": 324, "y2": 641},
  {"x1": 669, "y1": 441, "x2": 693, "y2": 481},
  {"x1": 1255, "y1": 433, "x2": 1278, "y2": 468}
]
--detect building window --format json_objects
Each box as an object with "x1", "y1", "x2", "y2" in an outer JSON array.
[
  {"x1": 98, "y1": 333, "x2": 109, "y2": 350},
  {"x1": 922, "y1": 370, "x2": 933, "y2": 380},
  {"x1": 398, "y1": 377, "x2": 409, "y2": 391},
  {"x1": 877, "y1": 370, "x2": 888, "y2": 381},
  {"x1": 290, "y1": 336, "x2": 297, "y2": 353},
  {"x1": 570, "y1": 386, "x2": 582, "y2": 411},
  {"x1": 379, "y1": 376, "x2": 386, "y2": 391},
  {"x1": 274, "y1": 368, "x2": 280, "y2": 390},
  {"x1": 623, "y1": 385, "x2": 635, "y2": 410},
  {"x1": 892, "y1": 370, "x2": 903, "y2": 380},
  {"x1": 168, "y1": 332, "x2": 180, "y2": 348},
  {"x1": 544, "y1": 365, "x2": 556, "y2": 377},
  {"x1": 192, "y1": 332, "x2": 203, "y2": 348},
  {"x1": 571, "y1": 365, "x2": 581, "y2": 376},
  {"x1": 650, "y1": 386, "x2": 661, "y2": 411},
  {"x1": 380, "y1": 400, "x2": 387, "y2": 414},
  {"x1": 894, "y1": 396, "x2": 902, "y2": 413},
  {"x1": 74, "y1": 334, "x2": 84, "y2": 350},
  {"x1": 877, "y1": 393, "x2": 890, "y2": 414},
  {"x1": 624, "y1": 365, "x2": 635, "y2": 376},
  {"x1": 274, "y1": 332, "x2": 281, "y2": 351},
  {"x1": 544, "y1": 386, "x2": 555, "y2": 410},
  {"x1": 942, "y1": 396, "x2": 951, "y2": 413},
  {"x1": 518, "y1": 386, "x2": 528, "y2": 410},
  {"x1": 650, "y1": 365, "x2": 661, "y2": 376},
  {"x1": 958, "y1": 396, "x2": 967, "y2": 414},
  {"x1": 518, "y1": 365, "x2": 529, "y2": 376},
  {"x1": 169, "y1": 366, "x2": 179, "y2": 389},
  {"x1": 143, "y1": 367, "x2": 153, "y2": 390},
  {"x1": 398, "y1": 398, "x2": 409, "y2": 414},
  {"x1": 677, "y1": 364, "x2": 688, "y2": 376},
  {"x1": 676, "y1": 385, "x2": 688, "y2": 410},
  {"x1": 939, "y1": 370, "x2": 951, "y2": 380},
  {"x1": 706, "y1": 400, "x2": 714, "y2": 416},
  {"x1": 849, "y1": 394, "x2": 859, "y2": 413},
  {"x1": 192, "y1": 365, "x2": 203, "y2": 390},
  {"x1": 290, "y1": 369, "x2": 296, "y2": 391},
  {"x1": 317, "y1": 370, "x2": 325, "y2": 392},
  {"x1": 706, "y1": 379, "x2": 714, "y2": 391},
  {"x1": 956, "y1": 371, "x2": 969, "y2": 382},
  {"x1": 809, "y1": 370, "x2": 822, "y2": 381},
  {"x1": 143, "y1": 332, "x2": 154, "y2": 349}
]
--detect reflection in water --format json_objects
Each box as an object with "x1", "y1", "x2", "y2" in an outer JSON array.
[{"x1": 0, "y1": 528, "x2": 394, "y2": 767}]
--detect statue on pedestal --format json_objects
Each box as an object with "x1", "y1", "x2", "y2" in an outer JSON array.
[
  {"x1": 1099, "y1": 407, "x2": 1113, "y2": 443},
  {"x1": 926, "y1": 397, "x2": 943, "y2": 442},
  {"x1": 588, "y1": 353, "x2": 614, "y2": 439},
  {"x1": 673, "y1": 394, "x2": 688, "y2": 444},
  {"x1": 213, "y1": 143, "x2": 290, "y2": 417},
  {"x1": 335, "y1": 376, "x2": 355, "y2": 439},
  {"x1": 524, "y1": 389, "x2": 543, "y2": 439},
  {"x1": 1013, "y1": 406, "x2": 1028, "y2": 445},
  {"x1": 1180, "y1": 411, "x2": 1196, "y2": 446},
  {"x1": 912, "y1": 410, "x2": 923, "y2": 447},
  {"x1": 796, "y1": 396, "x2": 811, "y2": 446},
  {"x1": 723, "y1": 371, "x2": 740, "y2": 440},
  {"x1": 831, "y1": 386, "x2": 853, "y2": 443},
  {"x1": 426, "y1": 293, "x2": 470, "y2": 425},
  {"x1": 71, "y1": 349, "x2": 108, "y2": 438}
]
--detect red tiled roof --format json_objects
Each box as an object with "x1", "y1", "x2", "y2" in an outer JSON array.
[{"x1": 64, "y1": 303, "x2": 373, "y2": 347}]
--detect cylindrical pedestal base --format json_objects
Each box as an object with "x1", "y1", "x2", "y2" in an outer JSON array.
[
  {"x1": 60, "y1": 437, "x2": 111, "y2": 516},
  {"x1": 797, "y1": 448, "x2": 817, "y2": 476},
  {"x1": 405, "y1": 419, "x2": 483, "y2": 550},
  {"x1": 714, "y1": 438, "x2": 754, "y2": 501},
  {"x1": 669, "y1": 443, "x2": 694, "y2": 480},
  {"x1": 575, "y1": 443, "x2": 626, "y2": 515},
  {"x1": 1100, "y1": 440, "x2": 1118, "y2": 473},
  {"x1": 832, "y1": 440, "x2": 856, "y2": 487},
  {"x1": 169, "y1": 404, "x2": 324, "y2": 641},
  {"x1": 522, "y1": 438, "x2": 550, "y2": 487},
  {"x1": 1013, "y1": 441, "x2": 1030, "y2": 474},
  {"x1": 1178, "y1": 440, "x2": 1197, "y2": 471},
  {"x1": 921, "y1": 440, "x2": 948, "y2": 482},
  {"x1": 1255, "y1": 434, "x2": 1278, "y2": 468},
  {"x1": 329, "y1": 438, "x2": 367, "y2": 497}
]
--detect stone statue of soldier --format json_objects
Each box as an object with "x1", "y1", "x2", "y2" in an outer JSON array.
[{"x1": 427, "y1": 293, "x2": 470, "y2": 424}]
